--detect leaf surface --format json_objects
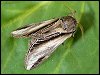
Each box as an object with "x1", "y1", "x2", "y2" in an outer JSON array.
[{"x1": 1, "y1": 1, "x2": 99, "y2": 74}]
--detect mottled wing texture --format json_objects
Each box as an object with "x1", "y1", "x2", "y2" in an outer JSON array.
[
  {"x1": 11, "y1": 18, "x2": 58, "y2": 38},
  {"x1": 25, "y1": 28, "x2": 72, "y2": 70}
]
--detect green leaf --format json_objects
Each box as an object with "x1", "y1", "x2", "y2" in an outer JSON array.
[{"x1": 1, "y1": 1, "x2": 99, "y2": 74}]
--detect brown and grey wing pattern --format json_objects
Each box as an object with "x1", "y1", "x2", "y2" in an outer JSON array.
[
  {"x1": 25, "y1": 32, "x2": 72, "y2": 70},
  {"x1": 25, "y1": 27, "x2": 73, "y2": 70},
  {"x1": 11, "y1": 18, "x2": 58, "y2": 38}
]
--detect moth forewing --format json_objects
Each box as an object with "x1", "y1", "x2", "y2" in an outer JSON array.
[
  {"x1": 11, "y1": 18, "x2": 58, "y2": 38},
  {"x1": 25, "y1": 33, "x2": 72, "y2": 70}
]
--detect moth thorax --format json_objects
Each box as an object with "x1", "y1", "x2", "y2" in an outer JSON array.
[{"x1": 61, "y1": 16, "x2": 77, "y2": 32}]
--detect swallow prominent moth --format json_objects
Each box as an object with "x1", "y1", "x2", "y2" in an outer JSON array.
[{"x1": 11, "y1": 15, "x2": 77, "y2": 70}]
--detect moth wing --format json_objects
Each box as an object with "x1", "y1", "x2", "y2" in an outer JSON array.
[
  {"x1": 25, "y1": 33, "x2": 72, "y2": 70},
  {"x1": 27, "y1": 37, "x2": 39, "y2": 52},
  {"x1": 27, "y1": 27, "x2": 71, "y2": 53},
  {"x1": 11, "y1": 18, "x2": 58, "y2": 38}
]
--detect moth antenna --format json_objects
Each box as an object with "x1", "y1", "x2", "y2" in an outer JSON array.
[
  {"x1": 77, "y1": 21, "x2": 84, "y2": 39},
  {"x1": 63, "y1": 2, "x2": 84, "y2": 39},
  {"x1": 63, "y1": 2, "x2": 76, "y2": 17}
]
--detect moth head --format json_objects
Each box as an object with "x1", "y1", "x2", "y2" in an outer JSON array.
[{"x1": 61, "y1": 16, "x2": 77, "y2": 34}]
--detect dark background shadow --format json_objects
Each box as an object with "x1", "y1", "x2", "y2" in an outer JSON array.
[{"x1": 73, "y1": 2, "x2": 95, "y2": 44}]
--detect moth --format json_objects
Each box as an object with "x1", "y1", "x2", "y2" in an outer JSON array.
[{"x1": 11, "y1": 14, "x2": 77, "y2": 70}]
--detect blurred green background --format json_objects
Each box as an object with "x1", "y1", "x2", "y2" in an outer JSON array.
[{"x1": 1, "y1": 1, "x2": 99, "y2": 74}]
